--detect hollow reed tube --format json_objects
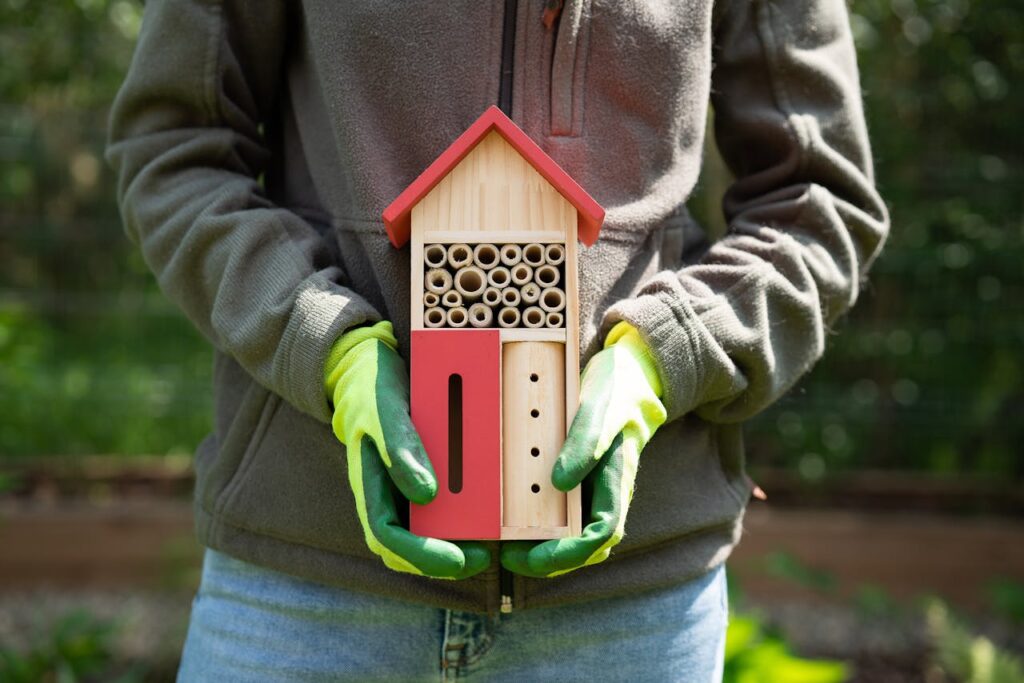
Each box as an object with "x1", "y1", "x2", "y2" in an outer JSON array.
[
  {"x1": 424, "y1": 244, "x2": 448, "y2": 268},
  {"x1": 501, "y1": 286, "x2": 521, "y2": 308},
  {"x1": 473, "y1": 243, "x2": 500, "y2": 270},
  {"x1": 545, "y1": 311, "x2": 564, "y2": 328},
  {"x1": 447, "y1": 243, "x2": 473, "y2": 269},
  {"x1": 523, "y1": 243, "x2": 545, "y2": 267},
  {"x1": 483, "y1": 287, "x2": 502, "y2": 307},
  {"x1": 423, "y1": 291, "x2": 440, "y2": 308},
  {"x1": 534, "y1": 264, "x2": 561, "y2": 288},
  {"x1": 454, "y1": 266, "x2": 487, "y2": 302},
  {"x1": 425, "y1": 268, "x2": 453, "y2": 294},
  {"x1": 497, "y1": 306, "x2": 521, "y2": 328},
  {"x1": 539, "y1": 287, "x2": 566, "y2": 312},
  {"x1": 522, "y1": 306, "x2": 545, "y2": 328},
  {"x1": 521, "y1": 282, "x2": 541, "y2": 304},
  {"x1": 544, "y1": 244, "x2": 566, "y2": 266},
  {"x1": 500, "y1": 244, "x2": 523, "y2": 266},
  {"x1": 510, "y1": 263, "x2": 533, "y2": 287},
  {"x1": 487, "y1": 266, "x2": 511, "y2": 288},
  {"x1": 424, "y1": 307, "x2": 446, "y2": 328},
  {"x1": 446, "y1": 307, "x2": 469, "y2": 328},
  {"x1": 442, "y1": 290, "x2": 463, "y2": 308},
  {"x1": 468, "y1": 303, "x2": 494, "y2": 328}
]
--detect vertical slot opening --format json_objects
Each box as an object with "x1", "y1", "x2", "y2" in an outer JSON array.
[{"x1": 448, "y1": 374, "x2": 463, "y2": 494}]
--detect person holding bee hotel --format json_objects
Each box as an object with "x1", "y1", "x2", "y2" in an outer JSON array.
[{"x1": 108, "y1": 1, "x2": 887, "y2": 680}]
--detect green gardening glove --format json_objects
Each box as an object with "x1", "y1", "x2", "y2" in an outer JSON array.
[
  {"x1": 501, "y1": 321, "x2": 667, "y2": 578},
  {"x1": 325, "y1": 321, "x2": 491, "y2": 579}
]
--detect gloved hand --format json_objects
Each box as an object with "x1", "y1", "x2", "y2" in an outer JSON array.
[
  {"x1": 501, "y1": 321, "x2": 667, "y2": 578},
  {"x1": 325, "y1": 321, "x2": 491, "y2": 579}
]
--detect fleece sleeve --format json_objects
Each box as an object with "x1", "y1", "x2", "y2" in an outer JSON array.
[
  {"x1": 106, "y1": 0, "x2": 382, "y2": 423},
  {"x1": 602, "y1": 0, "x2": 890, "y2": 423}
]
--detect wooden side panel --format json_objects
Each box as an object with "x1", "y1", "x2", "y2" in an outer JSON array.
[
  {"x1": 409, "y1": 228, "x2": 424, "y2": 331},
  {"x1": 501, "y1": 342, "x2": 568, "y2": 536},
  {"x1": 410, "y1": 330, "x2": 502, "y2": 540},
  {"x1": 563, "y1": 222, "x2": 583, "y2": 536},
  {"x1": 417, "y1": 132, "x2": 576, "y2": 237}
]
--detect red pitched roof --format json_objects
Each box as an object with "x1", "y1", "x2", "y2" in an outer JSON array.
[{"x1": 382, "y1": 106, "x2": 605, "y2": 248}]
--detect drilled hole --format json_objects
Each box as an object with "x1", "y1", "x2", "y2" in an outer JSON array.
[
  {"x1": 531, "y1": 447, "x2": 540, "y2": 457},
  {"x1": 531, "y1": 484, "x2": 541, "y2": 493},
  {"x1": 529, "y1": 373, "x2": 538, "y2": 382},
  {"x1": 530, "y1": 409, "x2": 539, "y2": 418}
]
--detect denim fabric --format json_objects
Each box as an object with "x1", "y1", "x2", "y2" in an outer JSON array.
[{"x1": 177, "y1": 549, "x2": 727, "y2": 682}]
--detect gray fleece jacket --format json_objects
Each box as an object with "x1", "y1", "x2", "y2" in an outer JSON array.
[{"x1": 107, "y1": 0, "x2": 888, "y2": 613}]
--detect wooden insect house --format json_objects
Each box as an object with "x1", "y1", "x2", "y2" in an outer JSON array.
[{"x1": 382, "y1": 106, "x2": 604, "y2": 540}]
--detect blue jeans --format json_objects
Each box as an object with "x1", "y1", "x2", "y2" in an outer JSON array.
[{"x1": 177, "y1": 549, "x2": 727, "y2": 682}]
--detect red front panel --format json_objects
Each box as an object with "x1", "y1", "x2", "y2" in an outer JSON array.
[{"x1": 409, "y1": 329, "x2": 502, "y2": 539}]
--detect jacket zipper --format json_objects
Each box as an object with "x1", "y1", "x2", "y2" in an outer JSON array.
[
  {"x1": 497, "y1": 0, "x2": 518, "y2": 116},
  {"x1": 497, "y1": 0, "x2": 519, "y2": 613}
]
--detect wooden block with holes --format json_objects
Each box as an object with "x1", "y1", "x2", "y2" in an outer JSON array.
[{"x1": 383, "y1": 106, "x2": 605, "y2": 540}]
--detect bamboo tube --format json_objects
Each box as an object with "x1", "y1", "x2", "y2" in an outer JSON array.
[
  {"x1": 487, "y1": 266, "x2": 511, "y2": 288},
  {"x1": 454, "y1": 266, "x2": 487, "y2": 302},
  {"x1": 442, "y1": 290, "x2": 463, "y2": 308},
  {"x1": 545, "y1": 311, "x2": 564, "y2": 328},
  {"x1": 521, "y1": 282, "x2": 541, "y2": 304},
  {"x1": 522, "y1": 306, "x2": 545, "y2": 328},
  {"x1": 501, "y1": 286, "x2": 521, "y2": 308},
  {"x1": 424, "y1": 244, "x2": 448, "y2": 269},
  {"x1": 468, "y1": 303, "x2": 493, "y2": 328},
  {"x1": 497, "y1": 306, "x2": 521, "y2": 328},
  {"x1": 425, "y1": 268, "x2": 453, "y2": 294},
  {"x1": 473, "y1": 243, "x2": 500, "y2": 270},
  {"x1": 523, "y1": 243, "x2": 545, "y2": 267},
  {"x1": 510, "y1": 263, "x2": 533, "y2": 287},
  {"x1": 424, "y1": 307, "x2": 446, "y2": 328},
  {"x1": 500, "y1": 243, "x2": 523, "y2": 266},
  {"x1": 539, "y1": 287, "x2": 566, "y2": 313},
  {"x1": 483, "y1": 287, "x2": 502, "y2": 307},
  {"x1": 423, "y1": 291, "x2": 440, "y2": 308},
  {"x1": 446, "y1": 307, "x2": 469, "y2": 328},
  {"x1": 534, "y1": 264, "x2": 561, "y2": 288},
  {"x1": 544, "y1": 244, "x2": 566, "y2": 266},
  {"x1": 447, "y1": 243, "x2": 473, "y2": 269}
]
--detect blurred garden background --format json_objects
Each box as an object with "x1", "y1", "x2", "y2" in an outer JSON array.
[{"x1": 1, "y1": 1, "x2": 1022, "y2": 681}]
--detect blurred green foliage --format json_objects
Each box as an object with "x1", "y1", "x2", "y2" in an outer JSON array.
[
  {"x1": 928, "y1": 601, "x2": 1024, "y2": 683},
  {"x1": 0, "y1": 0, "x2": 211, "y2": 456},
  {"x1": 724, "y1": 613, "x2": 849, "y2": 683},
  {"x1": 0, "y1": 610, "x2": 140, "y2": 683},
  {"x1": 734, "y1": 0, "x2": 1024, "y2": 481},
  {"x1": 0, "y1": 0, "x2": 1021, "y2": 475}
]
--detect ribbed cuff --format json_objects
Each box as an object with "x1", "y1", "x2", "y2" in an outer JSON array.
[
  {"x1": 601, "y1": 292, "x2": 717, "y2": 423},
  {"x1": 277, "y1": 273, "x2": 382, "y2": 424}
]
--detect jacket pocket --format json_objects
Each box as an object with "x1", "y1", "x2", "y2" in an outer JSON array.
[
  {"x1": 549, "y1": 0, "x2": 592, "y2": 136},
  {"x1": 195, "y1": 356, "x2": 279, "y2": 521}
]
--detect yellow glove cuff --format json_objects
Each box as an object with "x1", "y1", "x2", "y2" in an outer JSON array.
[
  {"x1": 324, "y1": 320, "x2": 398, "y2": 398},
  {"x1": 604, "y1": 321, "x2": 664, "y2": 399}
]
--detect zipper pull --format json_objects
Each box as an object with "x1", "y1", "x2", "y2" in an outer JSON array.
[
  {"x1": 500, "y1": 565, "x2": 515, "y2": 613},
  {"x1": 542, "y1": 0, "x2": 564, "y2": 29}
]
